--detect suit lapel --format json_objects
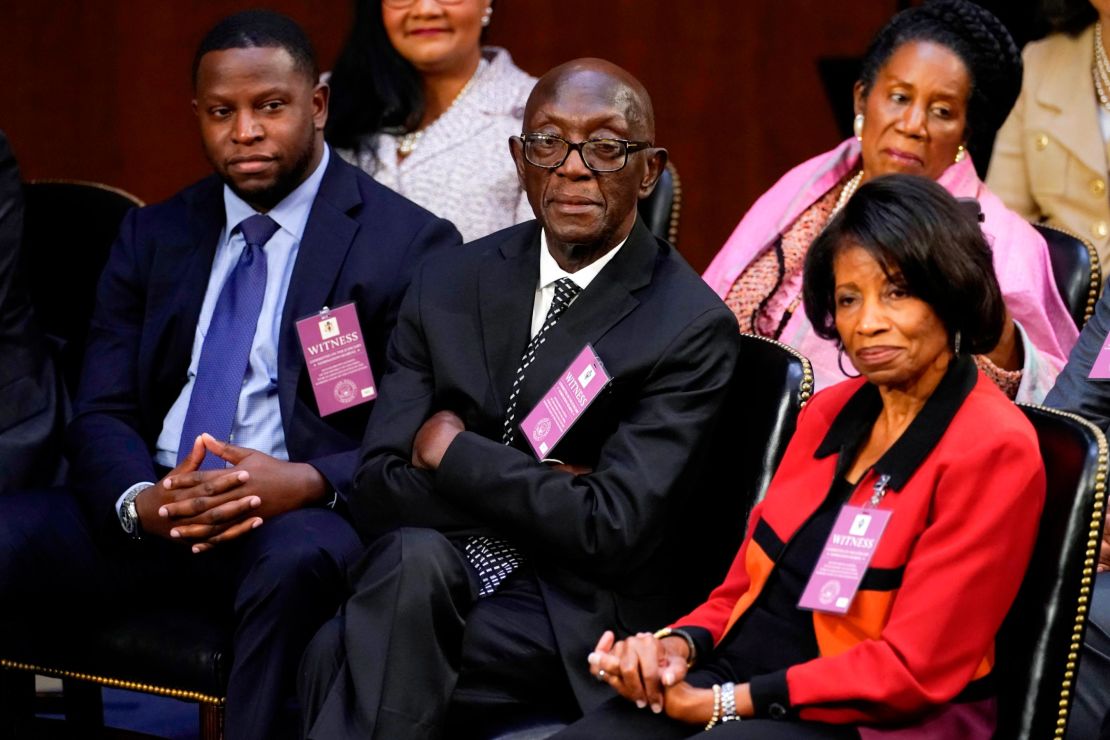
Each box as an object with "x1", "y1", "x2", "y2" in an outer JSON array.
[
  {"x1": 277, "y1": 156, "x2": 362, "y2": 426},
  {"x1": 510, "y1": 219, "x2": 657, "y2": 429},
  {"x1": 152, "y1": 179, "x2": 224, "y2": 385},
  {"x1": 1035, "y1": 25, "x2": 1107, "y2": 177},
  {"x1": 478, "y1": 223, "x2": 541, "y2": 414}
]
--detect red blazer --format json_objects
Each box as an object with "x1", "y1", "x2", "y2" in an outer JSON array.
[{"x1": 675, "y1": 359, "x2": 1045, "y2": 726}]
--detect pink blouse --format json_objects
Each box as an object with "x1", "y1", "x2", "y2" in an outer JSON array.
[{"x1": 703, "y1": 139, "x2": 1078, "y2": 403}]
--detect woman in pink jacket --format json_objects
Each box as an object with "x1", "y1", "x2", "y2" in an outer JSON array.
[{"x1": 703, "y1": 0, "x2": 1076, "y2": 402}]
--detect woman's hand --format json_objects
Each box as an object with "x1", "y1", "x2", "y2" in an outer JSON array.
[
  {"x1": 587, "y1": 630, "x2": 690, "y2": 713},
  {"x1": 663, "y1": 681, "x2": 755, "y2": 725},
  {"x1": 662, "y1": 681, "x2": 714, "y2": 723}
]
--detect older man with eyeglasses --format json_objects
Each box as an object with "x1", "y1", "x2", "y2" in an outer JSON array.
[{"x1": 297, "y1": 58, "x2": 739, "y2": 740}]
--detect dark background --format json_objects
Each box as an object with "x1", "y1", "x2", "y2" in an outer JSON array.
[{"x1": 0, "y1": 0, "x2": 1041, "y2": 271}]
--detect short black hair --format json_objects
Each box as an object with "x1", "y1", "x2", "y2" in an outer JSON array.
[
  {"x1": 192, "y1": 9, "x2": 319, "y2": 89},
  {"x1": 803, "y1": 174, "x2": 1005, "y2": 355},
  {"x1": 1040, "y1": 0, "x2": 1097, "y2": 36},
  {"x1": 858, "y1": 0, "x2": 1022, "y2": 164}
]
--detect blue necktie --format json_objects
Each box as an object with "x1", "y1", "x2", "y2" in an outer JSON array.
[{"x1": 177, "y1": 214, "x2": 280, "y2": 469}]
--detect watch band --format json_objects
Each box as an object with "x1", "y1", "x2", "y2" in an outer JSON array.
[{"x1": 119, "y1": 484, "x2": 151, "y2": 540}]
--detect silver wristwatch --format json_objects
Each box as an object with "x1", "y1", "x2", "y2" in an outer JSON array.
[{"x1": 119, "y1": 485, "x2": 150, "y2": 540}]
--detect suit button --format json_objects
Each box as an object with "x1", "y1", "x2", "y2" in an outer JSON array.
[
  {"x1": 1035, "y1": 133, "x2": 1049, "y2": 151},
  {"x1": 1093, "y1": 179, "x2": 1107, "y2": 196},
  {"x1": 1095, "y1": 221, "x2": 1109, "y2": 239},
  {"x1": 769, "y1": 703, "x2": 788, "y2": 719}
]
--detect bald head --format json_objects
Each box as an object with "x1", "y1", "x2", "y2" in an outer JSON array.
[
  {"x1": 511, "y1": 57, "x2": 666, "y2": 272},
  {"x1": 525, "y1": 58, "x2": 655, "y2": 142}
]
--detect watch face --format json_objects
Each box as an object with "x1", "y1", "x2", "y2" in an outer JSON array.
[{"x1": 121, "y1": 500, "x2": 137, "y2": 534}]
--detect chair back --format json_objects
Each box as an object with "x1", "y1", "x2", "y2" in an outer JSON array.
[
  {"x1": 637, "y1": 161, "x2": 681, "y2": 246},
  {"x1": 20, "y1": 180, "x2": 143, "y2": 395},
  {"x1": 1034, "y1": 223, "x2": 1102, "y2": 328},
  {"x1": 688, "y1": 333, "x2": 813, "y2": 595},
  {"x1": 994, "y1": 404, "x2": 1108, "y2": 739}
]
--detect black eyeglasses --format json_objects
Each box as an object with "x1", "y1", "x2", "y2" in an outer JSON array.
[{"x1": 515, "y1": 133, "x2": 653, "y2": 173}]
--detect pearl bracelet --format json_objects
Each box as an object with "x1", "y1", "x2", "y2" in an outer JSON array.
[{"x1": 705, "y1": 683, "x2": 722, "y2": 731}]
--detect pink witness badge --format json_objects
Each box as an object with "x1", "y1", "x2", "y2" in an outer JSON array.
[
  {"x1": 1089, "y1": 333, "x2": 1110, "y2": 379},
  {"x1": 798, "y1": 505, "x2": 892, "y2": 615},
  {"x1": 519, "y1": 344, "x2": 612, "y2": 459},
  {"x1": 295, "y1": 302, "x2": 377, "y2": 417}
]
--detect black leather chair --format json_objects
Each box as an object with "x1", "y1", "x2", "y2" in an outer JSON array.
[
  {"x1": 20, "y1": 179, "x2": 143, "y2": 395},
  {"x1": 694, "y1": 333, "x2": 814, "y2": 592},
  {"x1": 0, "y1": 181, "x2": 231, "y2": 739},
  {"x1": 638, "y1": 160, "x2": 681, "y2": 247},
  {"x1": 1035, "y1": 223, "x2": 1102, "y2": 329},
  {"x1": 995, "y1": 404, "x2": 1108, "y2": 739},
  {"x1": 484, "y1": 333, "x2": 814, "y2": 740},
  {"x1": 1, "y1": 609, "x2": 229, "y2": 739}
]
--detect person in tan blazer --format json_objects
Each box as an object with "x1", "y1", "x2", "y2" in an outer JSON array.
[{"x1": 987, "y1": 4, "x2": 1110, "y2": 266}]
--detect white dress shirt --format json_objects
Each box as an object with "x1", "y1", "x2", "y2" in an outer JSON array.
[
  {"x1": 530, "y1": 228, "x2": 626, "y2": 337},
  {"x1": 116, "y1": 148, "x2": 331, "y2": 514}
]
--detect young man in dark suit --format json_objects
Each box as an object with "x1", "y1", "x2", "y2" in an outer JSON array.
[
  {"x1": 299, "y1": 58, "x2": 740, "y2": 739},
  {"x1": 0, "y1": 11, "x2": 459, "y2": 740}
]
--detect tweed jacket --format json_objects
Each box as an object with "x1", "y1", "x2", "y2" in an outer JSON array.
[
  {"x1": 338, "y1": 47, "x2": 536, "y2": 242},
  {"x1": 987, "y1": 25, "x2": 1110, "y2": 265}
]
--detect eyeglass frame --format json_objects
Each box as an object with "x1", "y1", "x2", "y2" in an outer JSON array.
[{"x1": 513, "y1": 133, "x2": 655, "y2": 173}]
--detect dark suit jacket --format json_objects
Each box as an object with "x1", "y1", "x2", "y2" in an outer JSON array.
[
  {"x1": 352, "y1": 217, "x2": 739, "y2": 710},
  {"x1": 1046, "y1": 286, "x2": 1110, "y2": 427},
  {"x1": 0, "y1": 130, "x2": 62, "y2": 493},
  {"x1": 66, "y1": 152, "x2": 461, "y2": 536}
]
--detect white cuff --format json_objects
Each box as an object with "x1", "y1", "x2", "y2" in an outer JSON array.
[{"x1": 115, "y1": 481, "x2": 155, "y2": 517}]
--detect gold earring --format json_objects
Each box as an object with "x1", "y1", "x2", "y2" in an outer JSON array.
[
  {"x1": 853, "y1": 114, "x2": 864, "y2": 141},
  {"x1": 954, "y1": 144, "x2": 967, "y2": 163}
]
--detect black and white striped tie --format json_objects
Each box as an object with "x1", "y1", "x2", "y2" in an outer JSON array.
[{"x1": 466, "y1": 277, "x2": 581, "y2": 596}]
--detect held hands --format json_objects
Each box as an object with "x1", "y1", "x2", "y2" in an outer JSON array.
[
  {"x1": 136, "y1": 433, "x2": 326, "y2": 553},
  {"x1": 586, "y1": 630, "x2": 753, "y2": 724},
  {"x1": 587, "y1": 630, "x2": 689, "y2": 714}
]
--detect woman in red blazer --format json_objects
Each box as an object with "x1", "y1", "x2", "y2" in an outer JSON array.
[{"x1": 554, "y1": 175, "x2": 1046, "y2": 739}]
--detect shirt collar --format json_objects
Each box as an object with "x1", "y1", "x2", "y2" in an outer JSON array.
[
  {"x1": 814, "y1": 353, "x2": 978, "y2": 491},
  {"x1": 222, "y1": 145, "x2": 331, "y2": 242},
  {"x1": 538, "y1": 227, "x2": 628, "y2": 291}
]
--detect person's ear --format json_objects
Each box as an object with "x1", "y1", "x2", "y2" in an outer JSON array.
[
  {"x1": 313, "y1": 82, "x2": 329, "y2": 131},
  {"x1": 638, "y1": 148, "x2": 668, "y2": 199},
  {"x1": 853, "y1": 81, "x2": 866, "y2": 117}
]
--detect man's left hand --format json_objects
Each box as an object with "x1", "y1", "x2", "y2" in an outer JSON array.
[
  {"x1": 412, "y1": 410, "x2": 466, "y2": 471},
  {"x1": 160, "y1": 433, "x2": 328, "y2": 551}
]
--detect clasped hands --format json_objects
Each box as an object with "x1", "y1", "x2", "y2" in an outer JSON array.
[
  {"x1": 587, "y1": 630, "x2": 753, "y2": 723},
  {"x1": 136, "y1": 433, "x2": 325, "y2": 553}
]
